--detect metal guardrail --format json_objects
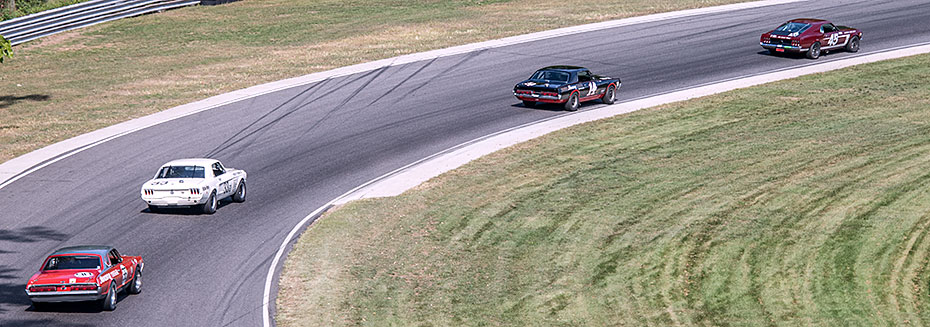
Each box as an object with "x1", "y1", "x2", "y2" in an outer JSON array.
[{"x1": 0, "y1": 0, "x2": 201, "y2": 45}]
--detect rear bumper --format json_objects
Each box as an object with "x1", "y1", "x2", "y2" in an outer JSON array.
[
  {"x1": 515, "y1": 94, "x2": 566, "y2": 104},
  {"x1": 760, "y1": 42, "x2": 808, "y2": 52},
  {"x1": 26, "y1": 290, "x2": 105, "y2": 303},
  {"x1": 143, "y1": 194, "x2": 207, "y2": 207}
]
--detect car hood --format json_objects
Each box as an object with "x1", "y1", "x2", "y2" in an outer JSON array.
[
  {"x1": 30, "y1": 269, "x2": 99, "y2": 285},
  {"x1": 144, "y1": 178, "x2": 205, "y2": 190}
]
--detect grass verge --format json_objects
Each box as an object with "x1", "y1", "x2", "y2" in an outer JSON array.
[
  {"x1": 277, "y1": 53, "x2": 930, "y2": 326},
  {"x1": 1, "y1": 0, "x2": 92, "y2": 21},
  {"x1": 0, "y1": 0, "x2": 749, "y2": 164}
]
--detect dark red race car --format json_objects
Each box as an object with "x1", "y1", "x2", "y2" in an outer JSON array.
[
  {"x1": 760, "y1": 19, "x2": 861, "y2": 59},
  {"x1": 25, "y1": 246, "x2": 143, "y2": 311}
]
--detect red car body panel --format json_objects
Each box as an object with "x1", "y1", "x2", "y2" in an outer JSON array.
[
  {"x1": 25, "y1": 246, "x2": 143, "y2": 304},
  {"x1": 760, "y1": 19, "x2": 862, "y2": 54}
]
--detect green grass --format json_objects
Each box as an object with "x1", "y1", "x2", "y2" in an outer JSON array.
[
  {"x1": 0, "y1": 0, "x2": 748, "y2": 164},
  {"x1": 1, "y1": 0, "x2": 92, "y2": 21},
  {"x1": 277, "y1": 53, "x2": 930, "y2": 326}
]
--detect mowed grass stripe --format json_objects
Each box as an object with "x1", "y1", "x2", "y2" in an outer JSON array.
[{"x1": 277, "y1": 53, "x2": 930, "y2": 326}]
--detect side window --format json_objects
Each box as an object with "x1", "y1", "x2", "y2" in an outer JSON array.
[
  {"x1": 212, "y1": 163, "x2": 225, "y2": 177},
  {"x1": 823, "y1": 24, "x2": 836, "y2": 33},
  {"x1": 108, "y1": 250, "x2": 121, "y2": 265},
  {"x1": 578, "y1": 70, "x2": 592, "y2": 82}
]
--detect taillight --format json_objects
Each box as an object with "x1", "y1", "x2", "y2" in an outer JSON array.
[
  {"x1": 144, "y1": 189, "x2": 154, "y2": 195},
  {"x1": 190, "y1": 188, "x2": 200, "y2": 195},
  {"x1": 515, "y1": 90, "x2": 531, "y2": 94},
  {"x1": 540, "y1": 92, "x2": 558, "y2": 97},
  {"x1": 72, "y1": 284, "x2": 98, "y2": 291},
  {"x1": 792, "y1": 40, "x2": 800, "y2": 47},
  {"x1": 29, "y1": 286, "x2": 56, "y2": 292}
]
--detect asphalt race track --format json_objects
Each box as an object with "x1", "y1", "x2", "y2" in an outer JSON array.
[{"x1": 2, "y1": 1, "x2": 930, "y2": 326}]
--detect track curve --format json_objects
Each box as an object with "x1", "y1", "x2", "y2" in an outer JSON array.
[{"x1": 1, "y1": 0, "x2": 930, "y2": 326}]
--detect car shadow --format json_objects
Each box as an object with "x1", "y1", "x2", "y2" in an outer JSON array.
[
  {"x1": 756, "y1": 49, "x2": 846, "y2": 60},
  {"x1": 140, "y1": 199, "x2": 234, "y2": 215},
  {"x1": 511, "y1": 101, "x2": 606, "y2": 112},
  {"x1": 25, "y1": 288, "x2": 130, "y2": 313}
]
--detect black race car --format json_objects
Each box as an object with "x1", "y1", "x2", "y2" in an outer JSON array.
[{"x1": 513, "y1": 66, "x2": 621, "y2": 111}]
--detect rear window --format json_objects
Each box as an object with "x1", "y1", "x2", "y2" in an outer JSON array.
[
  {"x1": 44, "y1": 255, "x2": 100, "y2": 270},
  {"x1": 775, "y1": 22, "x2": 811, "y2": 34},
  {"x1": 157, "y1": 166, "x2": 205, "y2": 179},
  {"x1": 530, "y1": 70, "x2": 570, "y2": 82}
]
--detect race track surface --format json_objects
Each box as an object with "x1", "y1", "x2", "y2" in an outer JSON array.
[{"x1": 1, "y1": 1, "x2": 929, "y2": 325}]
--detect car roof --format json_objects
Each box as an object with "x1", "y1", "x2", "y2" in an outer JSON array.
[
  {"x1": 51, "y1": 245, "x2": 113, "y2": 257},
  {"x1": 161, "y1": 158, "x2": 219, "y2": 167},
  {"x1": 788, "y1": 18, "x2": 828, "y2": 24},
  {"x1": 538, "y1": 65, "x2": 588, "y2": 72}
]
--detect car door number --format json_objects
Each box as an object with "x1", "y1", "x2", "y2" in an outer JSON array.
[
  {"x1": 586, "y1": 81, "x2": 597, "y2": 96},
  {"x1": 827, "y1": 33, "x2": 839, "y2": 46}
]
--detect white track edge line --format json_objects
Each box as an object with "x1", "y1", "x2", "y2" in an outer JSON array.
[
  {"x1": 260, "y1": 43, "x2": 930, "y2": 327},
  {"x1": 0, "y1": 0, "x2": 804, "y2": 190}
]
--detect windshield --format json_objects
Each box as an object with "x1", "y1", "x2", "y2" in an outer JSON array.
[
  {"x1": 775, "y1": 22, "x2": 811, "y2": 34},
  {"x1": 156, "y1": 165, "x2": 205, "y2": 179},
  {"x1": 44, "y1": 255, "x2": 100, "y2": 270},
  {"x1": 530, "y1": 70, "x2": 570, "y2": 83}
]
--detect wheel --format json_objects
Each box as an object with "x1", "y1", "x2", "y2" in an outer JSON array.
[
  {"x1": 768, "y1": 48, "x2": 779, "y2": 56},
  {"x1": 522, "y1": 100, "x2": 536, "y2": 108},
  {"x1": 128, "y1": 269, "x2": 142, "y2": 294},
  {"x1": 845, "y1": 36, "x2": 860, "y2": 53},
  {"x1": 563, "y1": 92, "x2": 579, "y2": 111},
  {"x1": 231, "y1": 180, "x2": 246, "y2": 203},
  {"x1": 100, "y1": 283, "x2": 117, "y2": 311},
  {"x1": 806, "y1": 42, "x2": 821, "y2": 59},
  {"x1": 201, "y1": 192, "x2": 217, "y2": 214},
  {"x1": 147, "y1": 205, "x2": 160, "y2": 213},
  {"x1": 602, "y1": 85, "x2": 617, "y2": 105}
]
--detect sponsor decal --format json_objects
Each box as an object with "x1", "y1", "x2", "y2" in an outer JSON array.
[
  {"x1": 525, "y1": 82, "x2": 536, "y2": 86},
  {"x1": 74, "y1": 272, "x2": 92, "y2": 278}
]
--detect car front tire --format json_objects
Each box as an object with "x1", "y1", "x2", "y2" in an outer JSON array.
[
  {"x1": 846, "y1": 36, "x2": 860, "y2": 53},
  {"x1": 232, "y1": 180, "x2": 246, "y2": 203},
  {"x1": 564, "y1": 92, "x2": 579, "y2": 111},
  {"x1": 602, "y1": 85, "x2": 617, "y2": 105},
  {"x1": 128, "y1": 269, "x2": 142, "y2": 294},
  {"x1": 806, "y1": 42, "x2": 821, "y2": 59},
  {"x1": 201, "y1": 192, "x2": 217, "y2": 214}
]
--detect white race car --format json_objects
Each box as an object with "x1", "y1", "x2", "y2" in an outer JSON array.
[{"x1": 140, "y1": 158, "x2": 247, "y2": 214}]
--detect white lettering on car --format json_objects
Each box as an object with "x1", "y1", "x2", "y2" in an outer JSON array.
[{"x1": 74, "y1": 272, "x2": 92, "y2": 278}]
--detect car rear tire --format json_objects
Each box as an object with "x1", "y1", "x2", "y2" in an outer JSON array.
[
  {"x1": 147, "y1": 205, "x2": 160, "y2": 213},
  {"x1": 806, "y1": 42, "x2": 821, "y2": 59},
  {"x1": 128, "y1": 269, "x2": 142, "y2": 294},
  {"x1": 846, "y1": 36, "x2": 860, "y2": 53},
  {"x1": 602, "y1": 85, "x2": 617, "y2": 105},
  {"x1": 201, "y1": 192, "x2": 217, "y2": 214},
  {"x1": 522, "y1": 100, "x2": 536, "y2": 108},
  {"x1": 232, "y1": 180, "x2": 246, "y2": 203},
  {"x1": 564, "y1": 92, "x2": 579, "y2": 111},
  {"x1": 101, "y1": 283, "x2": 117, "y2": 311}
]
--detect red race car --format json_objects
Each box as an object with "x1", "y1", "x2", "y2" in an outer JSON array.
[
  {"x1": 760, "y1": 19, "x2": 861, "y2": 59},
  {"x1": 25, "y1": 246, "x2": 144, "y2": 311}
]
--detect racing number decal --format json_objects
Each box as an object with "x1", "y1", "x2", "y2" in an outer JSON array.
[
  {"x1": 827, "y1": 33, "x2": 839, "y2": 46},
  {"x1": 586, "y1": 82, "x2": 597, "y2": 96}
]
